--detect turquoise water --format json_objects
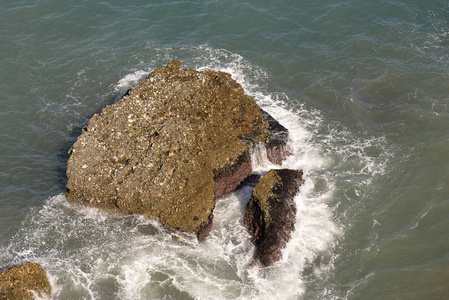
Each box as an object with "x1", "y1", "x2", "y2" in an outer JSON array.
[{"x1": 1, "y1": 0, "x2": 449, "y2": 299}]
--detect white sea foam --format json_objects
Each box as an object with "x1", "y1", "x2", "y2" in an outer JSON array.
[
  {"x1": 194, "y1": 50, "x2": 343, "y2": 297},
  {"x1": 30, "y1": 290, "x2": 51, "y2": 300},
  {"x1": 115, "y1": 70, "x2": 148, "y2": 94},
  {"x1": 244, "y1": 102, "x2": 340, "y2": 300},
  {"x1": 249, "y1": 143, "x2": 278, "y2": 172}
]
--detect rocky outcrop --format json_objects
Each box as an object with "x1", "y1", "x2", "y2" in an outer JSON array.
[
  {"x1": 66, "y1": 60, "x2": 289, "y2": 240},
  {"x1": 244, "y1": 169, "x2": 303, "y2": 267},
  {"x1": 0, "y1": 262, "x2": 51, "y2": 300}
]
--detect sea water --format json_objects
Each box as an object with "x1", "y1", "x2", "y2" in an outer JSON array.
[{"x1": 1, "y1": 0, "x2": 449, "y2": 299}]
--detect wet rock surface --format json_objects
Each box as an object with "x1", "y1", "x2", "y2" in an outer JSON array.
[
  {"x1": 244, "y1": 169, "x2": 303, "y2": 267},
  {"x1": 0, "y1": 262, "x2": 51, "y2": 300},
  {"x1": 66, "y1": 60, "x2": 289, "y2": 239},
  {"x1": 260, "y1": 109, "x2": 291, "y2": 164}
]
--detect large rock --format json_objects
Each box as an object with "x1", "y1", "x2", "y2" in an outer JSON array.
[
  {"x1": 244, "y1": 169, "x2": 303, "y2": 267},
  {"x1": 66, "y1": 60, "x2": 289, "y2": 240},
  {"x1": 0, "y1": 262, "x2": 51, "y2": 300}
]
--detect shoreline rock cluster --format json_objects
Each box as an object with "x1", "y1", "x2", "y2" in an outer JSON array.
[
  {"x1": 2, "y1": 61, "x2": 304, "y2": 298},
  {"x1": 66, "y1": 60, "x2": 302, "y2": 266}
]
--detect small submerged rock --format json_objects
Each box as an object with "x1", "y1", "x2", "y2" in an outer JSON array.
[
  {"x1": 66, "y1": 60, "x2": 290, "y2": 240},
  {"x1": 244, "y1": 169, "x2": 303, "y2": 267},
  {"x1": 0, "y1": 262, "x2": 51, "y2": 300}
]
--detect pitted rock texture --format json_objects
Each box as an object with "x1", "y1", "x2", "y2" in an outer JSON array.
[
  {"x1": 0, "y1": 262, "x2": 51, "y2": 300},
  {"x1": 66, "y1": 60, "x2": 289, "y2": 239},
  {"x1": 244, "y1": 169, "x2": 303, "y2": 267}
]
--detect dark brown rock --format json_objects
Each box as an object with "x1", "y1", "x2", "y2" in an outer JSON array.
[
  {"x1": 0, "y1": 262, "x2": 51, "y2": 300},
  {"x1": 213, "y1": 151, "x2": 252, "y2": 199},
  {"x1": 66, "y1": 60, "x2": 289, "y2": 240},
  {"x1": 244, "y1": 169, "x2": 303, "y2": 267},
  {"x1": 260, "y1": 109, "x2": 292, "y2": 165}
]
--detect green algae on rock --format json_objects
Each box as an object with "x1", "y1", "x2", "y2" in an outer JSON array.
[
  {"x1": 66, "y1": 60, "x2": 289, "y2": 239},
  {"x1": 0, "y1": 262, "x2": 51, "y2": 300}
]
